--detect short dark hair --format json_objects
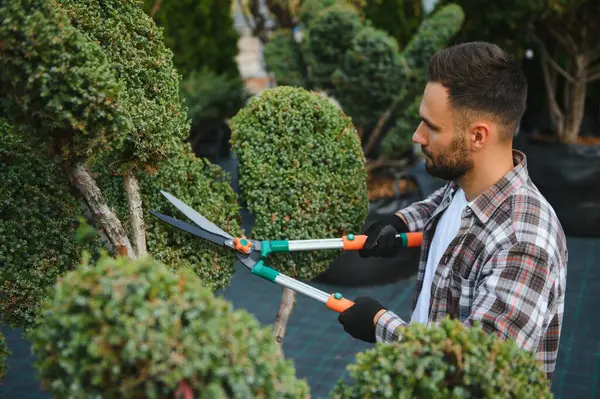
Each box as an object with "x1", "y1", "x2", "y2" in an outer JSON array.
[{"x1": 427, "y1": 41, "x2": 527, "y2": 140}]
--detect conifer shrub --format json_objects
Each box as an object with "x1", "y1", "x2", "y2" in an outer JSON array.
[
  {"x1": 93, "y1": 144, "x2": 243, "y2": 290},
  {"x1": 0, "y1": 119, "x2": 102, "y2": 328},
  {"x1": 330, "y1": 317, "x2": 553, "y2": 399},
  {"x1": 302, "y1": 4, "x2": 362, "y2": 90},
  {"x1": 28, "y1": 255, "x2": 310, "y2": 398},
  {"x1": 230, "y1": 86, "x2": 368, "y2": 279}
]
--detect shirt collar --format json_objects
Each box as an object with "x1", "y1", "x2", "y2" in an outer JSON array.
[{"x1": 459, "y1": 149, "x2": 529, "y2": 224}]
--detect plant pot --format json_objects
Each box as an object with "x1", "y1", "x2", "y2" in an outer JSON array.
[{"x1": 514, "y1": 134, "x2": 600, "y2": 237}]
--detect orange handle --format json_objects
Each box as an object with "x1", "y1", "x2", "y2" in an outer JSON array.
[
  {"x1": 326, "y1": 293, "x2": 355, "y2": 313},
  {"x1": 342, "y1": 232, "x2": 423, "y2": 250}
]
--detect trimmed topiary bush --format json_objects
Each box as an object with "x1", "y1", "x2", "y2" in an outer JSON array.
[
  {"x1": 332, "y1": 25, "x2": 404, "y2": 133},
  {"x1": 330, "y1": 317, "x2": 553, "y2": 398},
  {"x1": 28, "y1": 255, "x2": 310, "y2": 399},
  {"x1": 230, "y1": 86, "x2": 368, "y2": 280},
  {"x1": 230, "y1": 85, "x2": 368, "y2": 344},
  {"x1": 93, "y1": 143, "x2": 243, "y2": 291},
  {"x1": 302, "y1": 4, "x2": 363, "y2": 90},
  {"x1": 0, "y1": 119, "x2": 102, "y2": 328},
  {"x1": 0, "y1": 0, "x2": 240, "y2": 328},
  {"x1": 57, "y1": 0, "x2": 190, "y2": 173},
  {"x1": 0, "y1": 0, "x2": 129, "y2": 162},
  {"x1": 298, "y1": 0, "x2": 339, "y2": 26},
  {"x1": 378, "y1": 3, "x2": 465, "y2": 159},
  {"x1": 264, "y1": 29, "x2": 309, "y2": 88},
  {"x1": 143, "y1": 0, "x2": 239, "y2": 77}
]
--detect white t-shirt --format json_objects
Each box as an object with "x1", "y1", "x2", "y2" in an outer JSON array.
[{"x1": 410, "y1": 188, "x2": 469, "y2": 325}]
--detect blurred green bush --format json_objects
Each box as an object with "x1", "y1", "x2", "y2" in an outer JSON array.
[
  {"x1": 29, "y1": 255, "x2": 310, "y2": 398},
  {"x1": 330, "y1": 317, "x2": 553, "y2": 398}
]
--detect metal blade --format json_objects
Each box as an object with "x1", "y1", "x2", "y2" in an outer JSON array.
[
  {"x1": 160, "y1": 190, "x2": 233, "y2": 240},
  {"x1": 236, "y1": 252, "x2": 260, "y2": 270},
  {"x1": 149, "y1": 210, "x2": 230, "y2": 248}
]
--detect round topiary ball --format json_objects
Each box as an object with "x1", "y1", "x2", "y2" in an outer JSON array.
[
  {"x1": 28, "y1": 255, "x2": 310, "y2": 399},
  {"x1": 330, "y1": 317, "x2": 553, "y2": 398},
  {"x1": 230, "y1": 86, "x2": 368, "y2": 280}
]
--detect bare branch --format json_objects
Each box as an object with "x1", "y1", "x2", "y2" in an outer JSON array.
[
  {"x1": 273, "y1": 287, "x2": 296, "y2": 356},
  {"x1": 532, "y1": 34, "x2": 575, "y2": 83},
  {"x1": 149, "y1": 0, "x2": 162, "y2": 18},
  {"x1": 363, "y1": 100, "x2": 398, "y2": 158},
  {"x1": 587, "y1": 71, "x2": 600, "y2": 82},
  {"x1": 68, "y1": 163, "x2": 136, "y2": 259},
  {"x1": 535, "y1": 38, "x2": 564, "y2": 135},
  {"x1": 124, "y1": 172, "x2": 147, "y2": 257},
  {"x1": 548, "y1": 26, "x2": 578, "y2": 56}
]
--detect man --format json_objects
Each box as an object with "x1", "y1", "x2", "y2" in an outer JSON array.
[{"x1": 338, "y1": 41, "x2": 568, "y2": 382}]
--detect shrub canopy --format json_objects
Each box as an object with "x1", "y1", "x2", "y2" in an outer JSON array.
[
  {"x1": 230, "y1": 86, "x2": 368, "y2": 279},
  {"x1": 29, "y1": 255, "x2": 310, "y2": 398},
  {"x1": 330, "y1": 317, "x2": 553, "y2": 398}
]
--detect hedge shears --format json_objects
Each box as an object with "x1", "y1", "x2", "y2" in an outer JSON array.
[{"x1": 150, "y1": 191, "x2": 423, "y2": 313}]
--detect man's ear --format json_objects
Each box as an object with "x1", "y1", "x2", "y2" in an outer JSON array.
[{"x1": 469, "y1": 121, "x2": 491, "y2": 151}]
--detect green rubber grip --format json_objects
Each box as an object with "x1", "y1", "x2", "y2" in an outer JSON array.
[
  {"x1": 251, "y1": 260, "x2": 280, "y2": 282},
  {"x1": 260, "y1": 240, "x2": 289, "y2": 257}
]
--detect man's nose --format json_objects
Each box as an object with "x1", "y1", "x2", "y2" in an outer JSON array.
[{"x1": 412, "y1": 122, "x2": 428, "y2": 145}]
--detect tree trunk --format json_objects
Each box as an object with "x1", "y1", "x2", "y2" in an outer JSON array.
[
  {"x1": 68, "y1": 163, "x2": 136, "y2": 259},
  {"x1": 562, "y1": 55, "x2": 588, "y2": 143},
  {"x1": 124, "y1": 171, "x2": 147, "y2": 257},
  {"x1": 273, "y1": 287, "x2": 296, "y2": 355}
]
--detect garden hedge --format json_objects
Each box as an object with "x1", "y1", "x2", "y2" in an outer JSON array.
[
  {"x1": 29, "y1": 255, "x2": 310, "y2": 398},
  {"x1": 230, "y1": 86, "x2": 368, "y2": 280},
  {"x1": 330, "y1": 317, "x2": 552, "y2": 398}
]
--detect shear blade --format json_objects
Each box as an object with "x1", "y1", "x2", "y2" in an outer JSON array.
[
  {"x1": 149, "y1": 210, "x2": 230, "y2": 248},
  {"x1": 160, "y1": 190, "x2": 234, "y2": 240}
]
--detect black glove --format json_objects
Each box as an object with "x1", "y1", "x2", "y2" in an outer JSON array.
[
  {"x1": 338, "y1": 296, "x2": 386, "y2": 343},
  {"x1": 359, "y1": 213, "x2": 409, "y2": 258}
]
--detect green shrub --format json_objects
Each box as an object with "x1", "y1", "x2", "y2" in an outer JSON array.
[
  {"x1": 330, "y1": 317, "x2": 553, "y2": 399},
  {"x1": 56, "y1": 0, "x2": 190, "y2": 174},
  {"x1": 380, "y1": 3, "x2": 464, "y2": 158},
  {"x1": 0, "y1": 119, "x2": 102, "y2": 328},
  {"x1": 362, "y1": 0, "x2": 423, "y2": 48},
  {"x1": 380, "y1": 96, "x2": 421, "y2": 158},
  {"x1": 302, "y1": 4, "x2": 363, "y2": 90},
  {"x1": 143, "y1": 0, "x2": 239, "y2": 77},
  {"x1": 0, "y1": 0, "x2": 129, "y2": 162},
  {"x1": 264, "y1": 29, "x2": 309, "y2": 88},
  {"x1": 0, "y1": 332, "x2": 9, "y2": 382},
  {"x1": 298, "y1": 0, "x2": 339, "y2": 26},
  {"x1": 230, "y1": 86, "x2": 368, "y2": 279},
  {"x1": 399, "y1": 3, "x2": 465, "y2": 99},
  {"x1": 28, "y1": 255, "x2": 310, "y2": 399},
  {"x1": 100, "y1": 144, "x2": 242, "y2": 289},
  {"x1": 332, "y1": 25, "x2": 404, "y2": 132},
  {"x1": 92, "y1": 143, "x2": 243, "y2": 291}
]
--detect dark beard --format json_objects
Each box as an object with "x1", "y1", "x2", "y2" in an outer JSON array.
[{"x1": 422, "y1": 137, "x2": 473, "y2": 181}]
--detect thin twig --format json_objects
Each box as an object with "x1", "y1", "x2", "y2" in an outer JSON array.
[
  {"x1": 363, "y1": 99, "x2": 399, "y2": 158},
  {"x1": 532, "y1": 34, "x2": 575, "y2": 83},
  {"x1": 149, "y1": 0, "x2": 162, "y2": 18}
]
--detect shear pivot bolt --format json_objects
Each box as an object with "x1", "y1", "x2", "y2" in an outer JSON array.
[
  {"x1": 347, "y1": 234, "x2": 355, "y2": 240},
  {"x1": 334, "y1": 292, "x2": 343, "y2": 300}
]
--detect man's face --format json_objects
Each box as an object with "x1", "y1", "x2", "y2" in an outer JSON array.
[{"x1": 412, "y1": 82, "x2": 474, "y2": 181}]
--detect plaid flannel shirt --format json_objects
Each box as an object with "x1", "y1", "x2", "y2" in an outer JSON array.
[{"x1": 375, "y1": 150, "x2": 568, "y2": 381}]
